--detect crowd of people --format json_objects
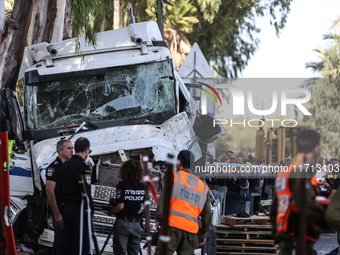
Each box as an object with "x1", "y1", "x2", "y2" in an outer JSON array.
[
  {"x1": 46, "y1": 137, "x2": 211, "y2": 255},
  {"x1": 210, "y1": 150, "x2": 267, "y2": 189},
  {"x1": 208, "y1": 130, "x2": 340, "y2": 254},
  {"x1": 45, "y1": 130, "x2": 340, "y2": 255},
  {"x1": 315, "y1": 157, "x2": 340, "y2": 200}
]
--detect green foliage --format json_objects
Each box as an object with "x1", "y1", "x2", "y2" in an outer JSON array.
[
  {"x1": 81, "y1": 0, "x2": 292, "y2": 79},
  {"x1": 70, "y1": 0, "x2": 101, "y2": 52},
  {"x1": 321, "y1": 36, "x2": 340, "y2": 78},
  {"x1": 306, "y1": 35, "x2": 340, "y2": 157},
  {"x1": 332, "y1": 15, "x2": 340, "y2": 34},
  {"x1": 144, "y1": 0, "x2": 199, "y2": 33},
  {"x1": 91, "y1": 0, "x2": 151, "y2": 33},
  {"x1": 187, "y1": 0, "x2": 292, "y2": 79},
  {"x1": 15, "y1": 79, "x2": 24, "y2": 107},
  {"x1": 196, "y1": 0, "x2": 221, "y2": 23},
  {"x1": 306, "y1": 35, "x2": 340, "y2": 77},
  {"x1": 92, "y1": 0, "x2": 114, "y2": 32},
  {"x1": 308, "y1": 78, "x2": 340, "y2": 157}
]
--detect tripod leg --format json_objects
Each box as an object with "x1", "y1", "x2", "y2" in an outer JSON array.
[{"x1": 100, "y1": 224, "x2": 115, "y2": 255}]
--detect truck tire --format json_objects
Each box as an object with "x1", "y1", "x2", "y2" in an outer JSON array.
[{"x1": 201, "y1": 228, "x2": 216, "y2": 255}]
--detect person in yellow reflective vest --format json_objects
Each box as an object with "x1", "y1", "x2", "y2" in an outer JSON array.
[
  {"x1": 155, "y1": 150, "x2": 212, "y2": 255},
  {"x1": 4, "y1": 139, "x2": 14, "y2": 170}
]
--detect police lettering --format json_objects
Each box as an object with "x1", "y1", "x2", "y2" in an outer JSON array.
[
  {"x1": 125, "y1": 196, "x2": 144, "y2": 201},
  {"x1": 124, "y1": 189, "x2": 144, "y2": 201},
  {"x1": 179, "y1": 188, "x2": 200, "y2": 203},
  {"x1": 125, "y1": 190, "x2": 145, "y2": 195}
]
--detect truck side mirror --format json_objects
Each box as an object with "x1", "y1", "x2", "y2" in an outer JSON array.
[
  {"x1": 193, "y1": 113, "x2": 226, "y2": 144},
  {"x1": 0, "y1": 88, "x2": 26, "y2": 151}
]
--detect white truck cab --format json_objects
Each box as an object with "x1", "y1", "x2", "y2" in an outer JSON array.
[{"x1": 0, "y1": 21, "x2": 225, "y2": 253}]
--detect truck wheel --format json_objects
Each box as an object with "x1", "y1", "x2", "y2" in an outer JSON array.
[{"x1": 201, "y1": 228, "x2": 216, "y2": 255}]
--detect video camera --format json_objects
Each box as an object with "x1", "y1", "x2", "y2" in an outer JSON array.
[{"x1": 101, "y1": 198, "x2": 117, "y2": 213}]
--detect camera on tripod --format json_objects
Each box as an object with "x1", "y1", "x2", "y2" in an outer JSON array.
[{"x1": 101, "y1": 198, "x2": 117, "y2": 214}]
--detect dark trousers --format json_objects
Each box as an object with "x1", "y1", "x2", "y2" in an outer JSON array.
[
  {"x1": 51, "y1": 211, "x2": 63, "y2": 255},
  {"x1": 113, "y1": 218, "x2": 141, "y2": 255},
  {"x1": 62, "y1": 203, "x2": 90, "y2": 255},
  {"x1": 320, "y1": 190, "x2": 330, "y2": 198},
  {"x1": 279, "y1": 240, "x2": 316, "y2": 255}
]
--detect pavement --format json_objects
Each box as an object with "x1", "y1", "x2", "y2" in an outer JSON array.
[{"x1": 315, "y1": 233, "x2": 338, "y2": 255}]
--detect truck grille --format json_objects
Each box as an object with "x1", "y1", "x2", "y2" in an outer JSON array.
[
  {"x1": 91, "y1": 186, "x2": 116, "y2": 201},
  {"x1": 92, "y1": 185, "x2": 157, "y2": 236}
]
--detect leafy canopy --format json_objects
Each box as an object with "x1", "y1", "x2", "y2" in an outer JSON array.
[
  {"x1": 186, "y1": 0, "x2": 292, "y2": 78},
  {"x1": 306, "y1": 35, "x2": 340, "y2": 157},
  {"x1": 71, "y1": 0, "x2": 292, "y2": 77}
]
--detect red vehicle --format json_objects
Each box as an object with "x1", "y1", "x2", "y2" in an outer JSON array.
[{"x1": 0, "y1": 131, "x2": 17, "y2": 255}]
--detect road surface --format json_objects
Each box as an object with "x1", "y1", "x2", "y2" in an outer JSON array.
[{"x1": 315, "y1": 233, "x2": 338, "y2": 255}]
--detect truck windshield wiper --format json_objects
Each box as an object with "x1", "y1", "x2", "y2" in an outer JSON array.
[
  {"x1": 53, "y1": 121, "x2": 98, "y2": 155},
  {"x1": 124, "y1": 117, "x2": 152, "y2": 125},
  {"x1": 67, "y1": 121, "x2": 98, "y2": 140}
]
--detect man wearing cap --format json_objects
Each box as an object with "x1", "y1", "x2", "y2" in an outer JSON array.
[{"x1": 155, "y1": 150, "x2": 212, "y2": 255}]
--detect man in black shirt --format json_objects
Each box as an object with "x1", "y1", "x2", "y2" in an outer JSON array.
[
  {"x1": 59, "y1": 137, "x2": 93, "y2": 255},
  {"x1": 106, "y1": 159, "x2": 145, "y2": 255},
  {"x1": 46, "y1": 139, "x2": 73, "y2": 255},
  {"x1": 328, "y1": 159, "x2": 340, "y2": 200}
]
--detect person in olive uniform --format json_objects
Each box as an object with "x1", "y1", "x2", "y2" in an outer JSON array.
[
  {"x1": 46, "y1": 139, "x2": 73, "y2": 255},
  {"x1": 270, "y1": 130, "x2": 327, "y2": 255},
  {"x1": 59, "y1": 137, "x2": 93, "y2": 255},
  {"x1": 104, "y1": 159, "x2": 145, "y2": 255},
  {"x1": 155, "y1": 150, "x2": 212, "y2": 255}
]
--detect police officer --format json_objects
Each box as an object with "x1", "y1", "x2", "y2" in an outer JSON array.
[
  {"x1": 155, "y1": 150, "x2": 212, "y2": 255},
  {"x1": 59, "y1": 137, "x2": 93, "y2": 255},
  {"x1": 270, "y1": 130, "x2": 327, "y2": 255},
  {"x1": 46, "y1": 139, "x2": 73, "y2": 255},
  {"x1": 105, "y1": 159, "x2": 145, "y2": 255}
]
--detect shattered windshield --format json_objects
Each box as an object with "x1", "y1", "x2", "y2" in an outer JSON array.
[{"x1": 25, "y1": 60, "x2": 175, "y2": 129}]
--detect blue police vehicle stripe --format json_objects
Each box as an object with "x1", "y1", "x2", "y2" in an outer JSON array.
[{"x1": 9, "y1": 167, "x2": 33, "y2": 177}]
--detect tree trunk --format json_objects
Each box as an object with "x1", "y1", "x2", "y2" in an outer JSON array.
[
  {"x1": 121, "y1": 2, "x2": 125, "y2": 28},
  {"x1": 164, "y1": 28, "x2": 191, "y2": 70},
  {"x1": 113, "y1": 0, "x2": 120, "y2": 29},
  {"x1": 0, "y1": 24, "x2": 14, "y2": 89},
  {"x1": 1, "y1": 0, "x2": 18, "y2": 90},
  {"x1": 63, "y1": 0, "x2": 72, "y2": 40},
  {"x1": 2, "y1": 0, "x2": 33, "y2": 91},
  {"x1": 50, "y1": 0, "x2": 66, "y2": 43},
  {"x1": 41, "y1": 0, "x2": 57, "y2": 42},
  {"x1": 28, "y1": 0, "x2": 65, "y2": 45},
  {"x1": 28, "y1": 0, "x2": 48, "y2": 45},
  {"x1": 0, "y1": 1, "x2": 5, "y2": 33},
  {"x1": 0, "y1": 0, "x2": 8, "y2": 89}
]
